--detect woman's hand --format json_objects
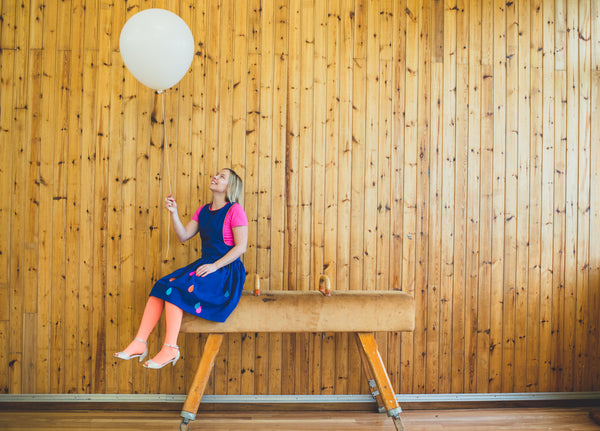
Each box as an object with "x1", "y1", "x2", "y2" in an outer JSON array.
[
  {"x1": 165, "y1": 194, "x2": 177, "y2": 213},
  {"x1": 195, "y1": 263, "x2": 218, "y2": 277}
]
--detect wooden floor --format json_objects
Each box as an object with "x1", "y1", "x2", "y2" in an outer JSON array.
[{"x1": 0, "y1": 407, "x2": 598, "y2": 430}]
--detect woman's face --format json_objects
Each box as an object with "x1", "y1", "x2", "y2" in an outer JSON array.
[{"x1": 209, "y1": 169, "x2": 230, "y2": 194}]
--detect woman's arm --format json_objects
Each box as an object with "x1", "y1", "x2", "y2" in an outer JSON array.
[
  {"x1": 195, "y1": 225, "x2": 248, "y2": 277},
  {"x1": 165, "y1": 194, "x2": 199, "y2": 242}
]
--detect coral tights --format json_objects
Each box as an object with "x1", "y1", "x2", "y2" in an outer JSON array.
[{"x1": 121, "y1": 296, "x2": 182, "y2": 364}]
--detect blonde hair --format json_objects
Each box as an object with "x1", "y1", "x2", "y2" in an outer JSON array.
[{"x1": 225, "y1": 168, "x2": 243, "y2": 204}]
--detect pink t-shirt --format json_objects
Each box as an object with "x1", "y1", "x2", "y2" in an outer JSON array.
[{"x1": 192, "y1": 203, "x2": 248, "y2": 246}]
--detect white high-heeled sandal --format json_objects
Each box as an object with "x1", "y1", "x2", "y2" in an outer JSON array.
[
  {"x1": 113, "y1": 338, "x2": 148, "y2": 362},
  {"x1": 143, "y1": 343, "x2": 180, "y2": 369}
]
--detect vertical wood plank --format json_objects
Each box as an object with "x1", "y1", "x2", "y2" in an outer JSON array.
[
  {"x1": 432, "y1": 0, "x2": 444, "y2": 63},
  {"x1": 106, "y1": 49, "x2": 123, "y2": 395},
  {"x1": 0, "y1": 0, "x2": 16, "y2": 49},
  {"x1": 552, "y1": 68, "x2": 567, "y2": 392},
  {"x1": 413, "y1": 0, "x2": 431, "y2": 395},
  {"x1": 465, "y1": 0, "x2": 481, "y2": 394},
  {"x1": 452, "y1": 61, "x2": 468, "y2": 393},
  {"x1": 427, "y1": 61, "x2": 442, "y2": 394},
  {"x1": 502, "y1": 0, "x2": 518, "y2": 394},
  {"x1": 527, "y1": 0, "x2": 543, "y2": 393},
  {"x1": 363, "y1": 0, "x2": 379, "y2": 294},
  {"x1": 203, "y1": 0, "x2": 221, "y2": 184},
  {"x1": 285, "y1": 0, "x2": 300, "y2": 294},
  {"x1": 49, "y1": 50, "x2": 69, "y2": 394},
  {"x1": 589, "y1": 0, "x2": 600, "y2": 391},
  {"x1": 190, "y1": 0, "x2": 207, "y2": 230},
  {"x1": 64, "y1": 0, "x2": 85, "y2": 395},
  {"x1": 0, "y1": 49, "x2": 14, "y2": 321},
  {"x1": 217, "y1": 0, "x2": 233, "y2": 171},
  {"x1": 91, "y1": 0, "x2": 113, "y2": 394},
  {"x1": 0, "y1": 322, "x2": 7, "y2": 393},
  {"x1": 56, "y1": 0, "x2": 71, "y2": 50},
  {"x1": 78, "y1": 48, "x2": 97, "y2": 394},
  {"x1": 378, "y1": 0, "x2": 393, "y2": 294},
  {"x1": 312, "y1": 0, "x2": 326, "y2": 293},
  {"x1": 298, "y1": 0, "x2": 314, "y2": 295},
  {"x1": 574, "y1": 0, "x2": 591, "y2": 391},
  {"x1": 457, "y1": 0, "x2": 469, "y2": 65},
  {"x1": 489, "y1": 0, "x2": 506, "y2": 394},
  {"x1": 556, "y1": 0, "x2": 567, "y2": 70},
  {"x1": 514, "y1": 0, "x2": 531, "y2": 393},
  {"x1": 37, "y1": 0, "x2": 59, "y2": 393},
  {"x1": 8, "y1": 0, "x2": 30, "y2": 396},
  {"x1": 268, "y1": 0, "x2": 288, "y2": 395},
  {"x1": 401, "y1": 0, "x2": 419, "y2": 395},
  {"x1": 21, "y1": 314, "x2": 37, "y2": 393},
  {"x1": 539, "y1": 0, "x2": 555, "y2": 393},
  {"x1": 563, "y1": 0, "x2": 579, "y2": 392},
  {"x1": 23, "y1": 50, "x2": 42, "y2": 391},
  {"x1": 28, "y1": 0, "x2": 44, "y2": 50},
  {"x1": 439, "y1": 0, "x2": 457, "y2": 395},
  {"x1": 477, "y1": 57, "x2": 492, "y2": 394}
]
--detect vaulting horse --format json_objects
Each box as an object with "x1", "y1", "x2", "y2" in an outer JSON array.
[{"x1": 179, "y1": 275, "x2": 415, "y2": 431}]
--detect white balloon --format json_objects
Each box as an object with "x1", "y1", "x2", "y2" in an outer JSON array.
[{"x1": 119, "y1": 9, "x2": 194, "y2": 91}]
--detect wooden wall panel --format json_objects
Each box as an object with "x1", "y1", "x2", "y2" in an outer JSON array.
[{"x1": 0, "y1": 0, "x2": 599, "y2": 396}]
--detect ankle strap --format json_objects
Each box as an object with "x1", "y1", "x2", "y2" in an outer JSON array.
[
  {"x1": 135, "y1": 337, "x2": 147, "y2": 344},
  {"x1": 165, "y1": 343, "x2": 179, "y2": 349}
]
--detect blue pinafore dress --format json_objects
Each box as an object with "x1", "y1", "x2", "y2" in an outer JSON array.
[{"x1": 149, "y1": 202, "x2": 246, "y2": 322}]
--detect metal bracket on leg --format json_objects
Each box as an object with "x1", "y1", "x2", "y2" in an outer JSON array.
[
  {"x1": 180, "y1": 411, "x2": 195, "y2": 431},
  {"x1": 387, "y1": 407, "x2": 405, "y2": 431},
  {"x1": 180, "y1": 417, "x2": 191, "y2": 431},
  {"x1": 387, "y1": 406, "x2": 402, "y2": 417},
  {"x1": 367, "y1": 379, "x2": 386, "y2": 413},
  {"x1": 180, "y1": 411, "x2": 196, "y2": 422},
  {"x1": 367, "y1": 378, "x2": 380, "y2": 398}
]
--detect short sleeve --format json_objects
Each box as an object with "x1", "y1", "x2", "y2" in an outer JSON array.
[
  {"x1": 191, "y1": 205, "x2": 204, "y2": 222},
  {"x1": 229, "y1": 203, "x2": 248, "y2": 227}
]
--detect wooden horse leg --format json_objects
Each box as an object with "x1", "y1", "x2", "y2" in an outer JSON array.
[
  {"x1": 180, "y1": 333, "x2": 224, "y2": 429},
  {"x1": 354, "y1": 334, "x2": 386, "y2": 413},
  {"x1": 354, "y1": 332, "x2": 405, "y2": 431}
]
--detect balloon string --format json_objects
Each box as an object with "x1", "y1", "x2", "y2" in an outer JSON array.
[
  {"x1": 162, "y1": 91, "x2": 173, "y2": 193},
  {"x1": 162, "y1": 91, "x2": 172, "y2": 261}
]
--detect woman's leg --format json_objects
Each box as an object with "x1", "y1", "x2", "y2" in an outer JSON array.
[
  {"x1": 145, "y1": 301, "x2": 183, "y2": 364},
  {"x1": 118, "y1": 296, "x2": 165, "y2": 356}
]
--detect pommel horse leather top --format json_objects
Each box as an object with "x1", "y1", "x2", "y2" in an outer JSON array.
[
  {"x1": 179, "y1": 275, "x2": 415, "y2": 431},
  {"x1": 181, "y1": 289, "x2": 415, "y2": 333}
]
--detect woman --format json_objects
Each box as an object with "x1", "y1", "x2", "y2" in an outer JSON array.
[{"x1": 114, "y1": 168, "x2": 248, "y2": 368}]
